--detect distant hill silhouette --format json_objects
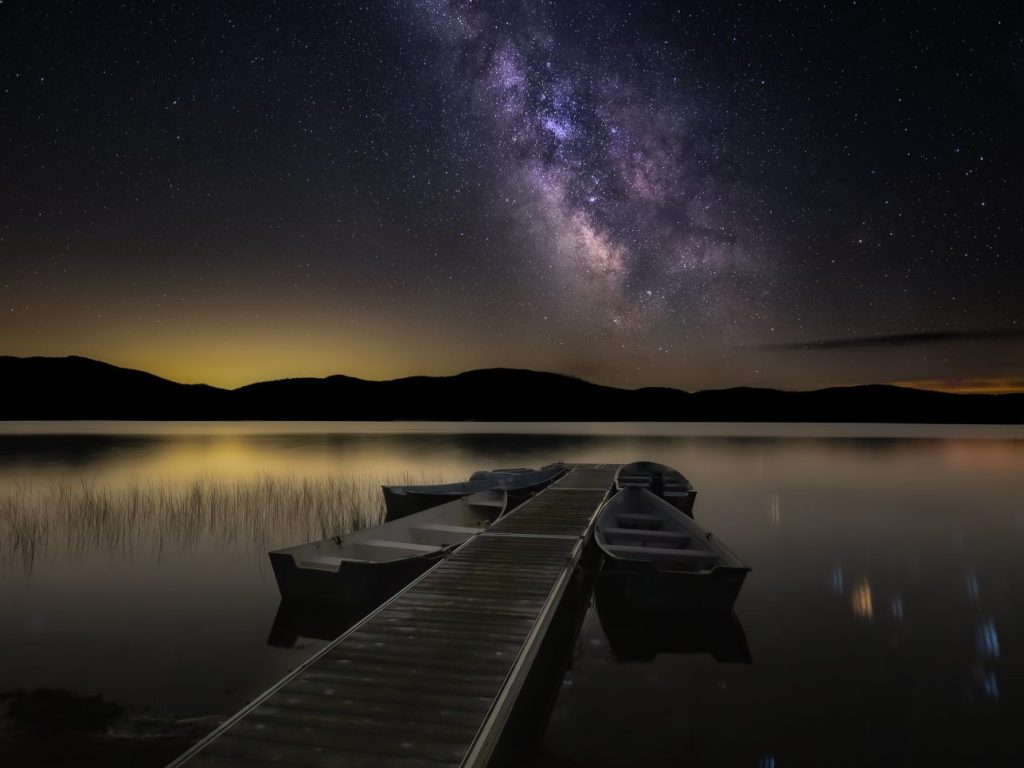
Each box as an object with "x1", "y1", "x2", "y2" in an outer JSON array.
[{"x1": 1, "y1": 355, "x2": 1021, "y2": 423}]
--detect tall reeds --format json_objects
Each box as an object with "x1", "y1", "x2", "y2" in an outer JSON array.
[{"x1": 0, "y1": 471, "x2": 445, "y2": 571}]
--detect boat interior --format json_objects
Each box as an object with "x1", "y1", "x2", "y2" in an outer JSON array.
[
  {"x1": 279, "y1": 490, "x2": 508, "y2": 570},
  {"x1": 598, "y1": 487, "x2": 719, "y2": 570},
  {"x1": 388, "y1": 466, "x2": 563, "y2": 496},
  {"x1": 616, "y1": 461, "x2": 693, "y2": 490}
]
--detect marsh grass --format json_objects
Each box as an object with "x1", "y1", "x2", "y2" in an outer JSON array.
[{"x1": 0, "y1": 471, "x2": 446, "y2": 571}]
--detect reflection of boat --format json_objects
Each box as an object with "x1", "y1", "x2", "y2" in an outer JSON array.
[
  {"x1": 595, "y1": 487, "x2": 749, "y2": 612},
  {"x1": 269, "y1": 490, "x2": 507, "y2": 607},
  {"x1": 595, "y1": 582, "x2": 751, "y2": 663},
  {"x1": 267, "y1": 600, "x2": 371, "y2": 648},
  {"x1": 614, "y1": 461, "x2": 696, "y2": 516},
  {"x1": 382, "y1": 466, "x2": 564, "y2": 521}
]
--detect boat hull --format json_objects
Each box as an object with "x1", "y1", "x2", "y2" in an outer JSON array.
[
  {"x1": 597, "y1": 557, "x2": 748, "y2": 613},
  {"x1": 382, "y1": 467, "x2": 565, "y2": 522},
  {"x1": 269, "y1": 549, "x2": 441, "y2": 608},
  {"x1": 381, "y1": 488, "x2": 464, "y2": 522}
]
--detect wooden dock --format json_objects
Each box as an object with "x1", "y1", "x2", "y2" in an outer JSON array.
[{"x1": 170, "y1": 465, "x2": 617, "y2": 768}]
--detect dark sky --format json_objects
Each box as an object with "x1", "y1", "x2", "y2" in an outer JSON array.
[{"x1": 3, "y1": 1, "x2": 1022, "y2": 391}]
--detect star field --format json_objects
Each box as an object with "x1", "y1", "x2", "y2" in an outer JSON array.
[{"x1": 1, "y1": 1, "x2": 1022, "y2": 390}]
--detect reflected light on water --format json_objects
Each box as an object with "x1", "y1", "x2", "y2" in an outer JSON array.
[
  {"x1": 831, "y1": 565, "x2": 844, "y2": 595},
  {"x1": 942, "y1": 440, "x2": 1022, "y2": 468},
  {"x1": 890, "y1": 596, "x2": 904, "y2": 621},
  {"x1": 768, "y1": 493, "x2": 781, "y2": 526},
  {"x1": 976, "y1": 618, "x2": 1000, "y2": 660},
  {"x1": 982, "y1": 671, "x2": 1000, "y2": 701},
  {"x1": 966, "y1": 571, "x2": 980, "y2": 603},
  {"x1": 851, "y1": 578, "x2": 874, "y2": 621}
]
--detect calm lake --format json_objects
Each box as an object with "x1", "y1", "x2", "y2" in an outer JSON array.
[{"x1": 1, "y1": 421, "x2": 1023, "y2": 766}]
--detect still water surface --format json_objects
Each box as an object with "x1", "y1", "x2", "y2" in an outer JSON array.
[{"x1": 1, "y1": 421, "x2": 1022, "y2": 766}]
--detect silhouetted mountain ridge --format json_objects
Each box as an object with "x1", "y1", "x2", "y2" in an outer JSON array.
[{"x1": 1, "y1": 356, "x2": 1020, "y2": 423}]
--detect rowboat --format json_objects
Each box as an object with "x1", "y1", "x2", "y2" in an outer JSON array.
[
  {"x1": 595, "y1": 486, "x2": 749, "y2": 612},
  {"x1": 382, "y1": 465, "x2": 565, "y2": 521},
  {"x1": 269, "y1": 490, "x2": 507, "y2": 607},
  {"x1": 614, "y1": 461, "x2": 697, "y2": 516}
]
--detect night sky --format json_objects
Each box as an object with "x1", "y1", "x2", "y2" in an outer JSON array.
[{"x1": 3, "y1": 1, "x2": 1022, "y2": 392}]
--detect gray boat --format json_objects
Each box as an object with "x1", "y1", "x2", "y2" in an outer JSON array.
[
  {"x1": 614, "y1": 460, "x2": 697, "y2": 516},
  {"x1": 269, "y1": 490, "x2": 507, "y2": 607},
  {"x1": 595, "y1": 486, "x2": 749, "y2": 612},
  {"x1": 382, "y1": 465, "x2": 564, "y2": 521}
]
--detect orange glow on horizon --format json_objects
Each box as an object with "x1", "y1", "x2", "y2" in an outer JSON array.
[{"x1": 892, "y1": 378, "x2": 1024, "y2": 395}]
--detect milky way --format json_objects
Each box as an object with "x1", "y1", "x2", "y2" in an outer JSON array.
[
  {"x1": 4, "y1": 1, "x2": 1021, "y2": 389},
  {"x1": 405, "y1": 0, "x2": 767, "y2": 336}
]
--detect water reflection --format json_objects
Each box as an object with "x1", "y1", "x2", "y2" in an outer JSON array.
[
  {"x1": 594, "y1": 583, "x2": 752, "y2": 664},
  {"x1": 980, "y1": 670, "x2": 1000, "y2": 701},
  {"x1": 976, "y1": 618, "x2": 1000, "y2": 659},
  {"x1": 831, "y1": 564, "x2": 844, "y2": 594},
  {"x1": 267, "y1": 601, "x2": 371, "y2": 648},
  {"x1": 966, "y1": 570, "x2": 980, "y2": 602},
  {"x1": 0, "y1": 434, "x2": 166, "y2": 468},
  {"x1": 890, "y1": 596, "x2": 904, "y2": 621},
  {"x1": 0, "y1": 422, "x2": 1022, "y2": 767},
  {"x1": 851, "y1": 578, "x2": 874, "y2": 621},
  {"x1": 768, "y1": 492, "x2": 781, "y2": 526}
]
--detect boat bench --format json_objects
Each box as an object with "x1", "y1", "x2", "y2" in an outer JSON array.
[
  {"x1": 603, "y1": 527, "x2": 692, "y2": 546},
  {"x1": 409, "y1": 523, "x2": 482, "y2": 547},
  {"x1": 357, "y1": 539, "x2": 443, "y2": 555},
  {"x1": 614, "y1": 512, "x2": 664, "y2": 528},
  {"x1": 606, "y1": 544, "x2": 717, "y2": 569},
  {"x1": 415, "y1": 524, "x2": 482, "y2": 534}
]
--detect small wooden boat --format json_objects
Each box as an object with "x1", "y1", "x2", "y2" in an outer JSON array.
[
  {"x1": 595, "y1": 487, "x2": 749, "y2": 612},
  {"x1": 382, "y1": 465, "x2": 564, "y2": 521},
  {"x1": 269, "y1": 490, "x2": 507, "y2": 607},
  {"x1": 615, "y1": 461, "x2": 697, "y2": 516}
]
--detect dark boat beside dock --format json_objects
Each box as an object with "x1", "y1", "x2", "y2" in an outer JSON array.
[
  {"x1": 595, "y1": 485, "x2": 749, "y2": 612},
  {"x1": 269, "y1": 489, "x2": 507, "y2": 607},
  {"x1": 382, "y1": 465, "x2": 565, "y2": 521},
  {"x1": 614, "y1": 460, "x2": 697, "y2": 516}
]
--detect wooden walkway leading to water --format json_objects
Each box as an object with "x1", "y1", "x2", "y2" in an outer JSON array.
[{"x1": 171, "y1": 465, "x2": 617, "y2": 768}]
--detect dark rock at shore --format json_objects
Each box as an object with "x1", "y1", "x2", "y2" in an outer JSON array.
[{"x1": 0, "y1": 688, "x2": 221, "y2": 768}]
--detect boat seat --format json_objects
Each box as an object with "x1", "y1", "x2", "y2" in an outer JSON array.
[
  {"x1": 410, "y1": 523, "x2": 482, "y2": 547},
  {"x1": 605, "y1": 544, "x2": 718, "y2": 569},
  {"x1": 603, "y1": 527, "x2": 692, "y2": 545},
  {"x1": 414, "y1": 524, "x2": 482, "y2": 534},
  {"x1": 614, "y1": 512, "x2": 664, "y2": 528},
  {"x1": 358, "y1": 539, "x2": 443, "y2": 554}
]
